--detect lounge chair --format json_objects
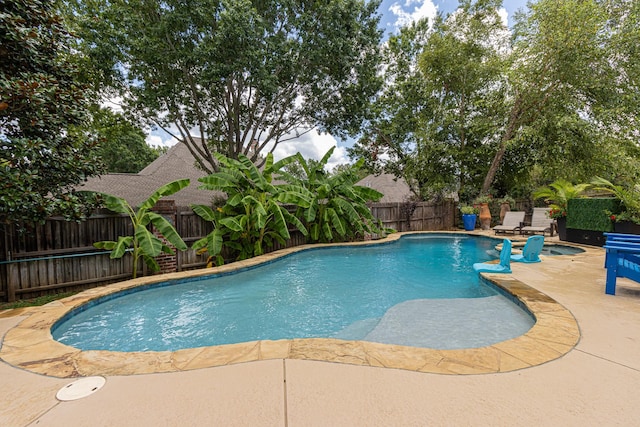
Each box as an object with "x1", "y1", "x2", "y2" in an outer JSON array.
[
  {"x1": 521, "y1": 208, "x2": 555, "y2": 236},
  {"x1": 511, "y1": 235, "x2": 545, "y2": 263},
  {"x1": 473, "y1": 239, "x2": 512, "y2": 273},
  {"x1": 493, "y1": 211, "x2": 525, "y2": 234}
]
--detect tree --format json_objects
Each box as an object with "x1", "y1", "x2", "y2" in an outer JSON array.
[
  {"x1": 67, "y1": 0, "x2": 383, "y2": 173},
  {"x1": 0, "y1": 0, "x2": 102, "y2": 227},
  {"x1": 352, "y1": 0, "x2": 640, "y2": 200},
  {"x1": 90, "y1": 108, "x2": 164, "y2": 173},
  {"x1": 480, "y1": 0, "x2": 640, "y2": 193},
  {"x1": 351, "y1": 0, "x2": 508, "y2": 201}
]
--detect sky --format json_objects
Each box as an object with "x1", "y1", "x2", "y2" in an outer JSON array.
[{"x1": 146, "y1": 0, "x2": 531, "y2": 171}]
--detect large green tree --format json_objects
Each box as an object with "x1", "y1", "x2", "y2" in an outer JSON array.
[
  {"x1": 0, "y1": 0, "x2": 102, "y2": 227},
  {"x1": 67, "y1": 0, "x2": 383, "y2": 173},
  {"x1": 352, "y1": 0, "x2": 640, "y2": 200},
  {"x1": 351, "y1": 0, "x2": 508, "y2": 201},
  {"x1": 481, "y1": 0, "x2": 640, "y2": 193},
  {"x1": 90, "y1": 108, "x2": 165, "y2": 173}
]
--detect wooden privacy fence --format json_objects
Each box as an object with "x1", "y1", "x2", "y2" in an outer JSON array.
[{"x1": 0, "y1": 199, "x2": 456, "y2": 302}]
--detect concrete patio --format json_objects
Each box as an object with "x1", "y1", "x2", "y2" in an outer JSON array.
[{"x1": 1, "y1": 232, "x2": 640, "y2": 426}]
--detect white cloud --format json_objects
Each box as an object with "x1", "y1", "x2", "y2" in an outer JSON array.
[
  {"x1": 389, "y1": 0, "x2": 438, "y2": 31},
  {"x1": 146, "y1": 133, "x2": 178, "y2": 147},
  {"x1": 100, "y1": 96, "x2": 124, "y2": 113},
  {"x1": 271, "y1": 130, "x2": 350, "y2": 171},
  {"x1": 497, "y1": 7, "x2": 508, "y2": 27}
]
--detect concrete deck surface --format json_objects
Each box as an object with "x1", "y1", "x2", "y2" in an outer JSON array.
[{"x1": 1, "y1": 233, "x2": 640, "y2": 426}]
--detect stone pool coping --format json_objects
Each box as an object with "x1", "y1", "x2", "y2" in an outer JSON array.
[{"x1": 0, "y1": 232, "x2": 580, "y2": 377}]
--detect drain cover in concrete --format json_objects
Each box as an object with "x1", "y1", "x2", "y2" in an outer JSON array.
[{"x1": 56, "y1": 376, "x2": 106, "y2": 401}]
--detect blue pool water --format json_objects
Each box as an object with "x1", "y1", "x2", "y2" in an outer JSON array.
[{"x1": 53, "y1": 234, "x2": 535, "y2": 351}]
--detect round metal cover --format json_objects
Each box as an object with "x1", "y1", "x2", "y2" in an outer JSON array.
[{"x1": 56, "y1": 376, "x2": 106, "y2": 401}]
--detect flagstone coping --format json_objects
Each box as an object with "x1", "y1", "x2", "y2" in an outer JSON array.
[{"x1": 0, "y1": 232, "x2": 581, "y2": 378}]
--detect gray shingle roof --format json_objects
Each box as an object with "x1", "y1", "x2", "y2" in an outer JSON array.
[
  {"x1": 79, "y1": 142, "x2": 215, "y2": 207},
  {"x1": 356, "y1": 174, "x2": 413, "y2": 203}
]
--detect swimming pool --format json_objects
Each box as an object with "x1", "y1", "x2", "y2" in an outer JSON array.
[
  {"x1": 2, "y1": 232, "x2": 583, "y2": 377},
  {"x1": 52, "y1": 234, "x2": 534, "y2": 352}
]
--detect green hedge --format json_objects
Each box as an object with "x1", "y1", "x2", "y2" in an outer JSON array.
[{"x1": 567, "y1": 198, "x2": 620, "y2": 232}]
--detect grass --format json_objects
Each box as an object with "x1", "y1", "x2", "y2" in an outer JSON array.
[{"x1": 0, "y1": 291, "x2": 78, "y2": 311}]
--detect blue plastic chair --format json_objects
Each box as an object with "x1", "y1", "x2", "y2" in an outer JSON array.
[
  {"x1": 473, "y1": 239, "x2": 512, "y2": 273},
  {"x1": 511, "y1": 235, "x2": 545, "y2": 263}
]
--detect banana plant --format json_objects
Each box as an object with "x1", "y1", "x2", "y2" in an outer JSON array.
[
  {"x1": 192, "y1": 153, "x2": 311, "y2": 264},
  {"x1": 277, "y1": 147, "x2": 385, "y2": 243},
  {"x1": 93, "y1": 179, "x2": 190, "y2": 278}
]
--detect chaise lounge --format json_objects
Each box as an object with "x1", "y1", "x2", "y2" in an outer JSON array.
[
  {"x1": 493, "y1": 211, "x2": 525, "y2": 235},
  {"x1": 521, "y1": 207, "x2": 555, "y2": 236}
]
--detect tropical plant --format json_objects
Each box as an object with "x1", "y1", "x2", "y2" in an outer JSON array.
[
  {"x1": 92, "y1": 179, "x2": 190, "y2": 278},
  {"x1": 277, "y1": 147, "x2": 385, "y2": 243},
  {"x1": 532, "y1": 179, "x2": 591, "y2": 216},
  {"x1": 192, "y1": 153, "x2": 311, "y2": 265},
  {"x1": 591, "y1": 177, "x2": 640, "y2": 224}
]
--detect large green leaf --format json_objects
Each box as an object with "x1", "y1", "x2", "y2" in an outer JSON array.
[
  {"x1": 253, "y1": 240, "x2": 263, "y2": 256},
  {"x1": 191, "y1": 229, "x2": 224, "y2": 257},
  {"x1": 304, "y1": 201, "x2": 317, "y2": 222},
  {"x1": 93, "y1": 240, "x2": 117, "y2": 251},
  {"x1": 191, "y1": 204, "x2": 217, "y2": 222},
  {"x1": 142, "y1": 254, "x2": 160, "y2": 272},
  {"x1": 327, "y1": 207, "x2": 346, "y2": 236},
  {"x1": 269, "y1": 204, "x2": 291, "y2": 239},
  {"x1": 282, "y1": 210, "x2": 308, "y2": 236},
  {"x1": 134, "y1": 224, "x2": 162, "y2": 257},
  {"x1": 238, "y1": 154, "x2": 263, "y2": 184},
  {"x1": 226, "y1": 193, "x2": 244, "y2": 207},
  {"x1": 242, "y1": 195, "x2": 268, "y2": 216},
  {"x1": 352, "y1": 185, "x2": 383, "y2": 202},
  {"x1": 148, "y1": 212, "x2": 187, "y2": 251},
  {"x1": 310, "y1": 223, "x2": 320, "y2": 241},
  {"x1": 271, "y1": 152, "x2": 300, "y2": 172},
  {"x1": 111, "y1": 236, "x2": 133, "y2": 258},
  {"x1": 254, "y1": 208, "x2": 267, "y2": 230},
  {"x1": 220, "y1": 216, "x2": 244, "y2": 231},
  {"x1": 100, "y1": 193, "x2": 132, "y2": 215},
  {"x1": 139, "y1": 179, "x2": 190, "y2": 211},
  {"x1": 321, "y1": 220, "x2": 333, "y2": 241},
  {"x1": 198, "y1": 173, "x2": 239, "y2": 191},
  {"x1": 160, "y1": 244, "x2": 176, "y2": 255},
  {"x1": 333, "y1": 198, "x2": 362, "y2": 226},
  {"x1": 275, "y1": 190, "x2": 313, "y2": 208}
]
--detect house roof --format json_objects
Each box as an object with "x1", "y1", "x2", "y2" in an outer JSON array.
[
  {"x1": 356, "y1": 173, "x2": 413, "y2": 203},
  {"x1": 79, "y1": 142, "x2": 214, "y2": 207}
]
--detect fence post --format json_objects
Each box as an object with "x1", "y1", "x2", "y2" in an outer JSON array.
[
  {"x1": 176, "y1": 209, "x2": 183, "y2": 272},
  {"x1": 2, "y1": 226, "x2": 16, "y2": 302},
  {"x1": 152, "y1": 200, "x2": 178, "y2": 274}
]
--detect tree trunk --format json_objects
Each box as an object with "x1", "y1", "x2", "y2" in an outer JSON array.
[{"x1": 481, "y1": 99, "x2": 523, "y2": 194}]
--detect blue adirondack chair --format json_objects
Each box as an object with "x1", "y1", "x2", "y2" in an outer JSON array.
[
  {"x1": 473, "y1": 239, "x2": 512, "y2": 274},
  {"x1": 603, "y1": 232, "x2": 640, "y2": 295},
  {"x1": 511, "y1": 235, "x2": 545, "y2": 263}
]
